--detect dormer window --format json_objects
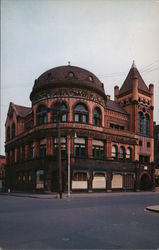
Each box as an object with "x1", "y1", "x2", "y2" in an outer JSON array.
[
  {"x1": 69, "y1": 72, "x2": 74, "y2": 78},
  {"x1": 89, "y1": 76, "x2": 93, "y2": 81}
]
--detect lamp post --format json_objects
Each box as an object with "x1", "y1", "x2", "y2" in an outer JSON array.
[
  {"x1": 67, "y1": 132, "x2": 77, "y2": 197},
  {"x1": 57, "y1": 121, "x2": 62, "y2": 199}
]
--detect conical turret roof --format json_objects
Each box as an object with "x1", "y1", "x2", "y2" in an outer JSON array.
[{"x1": 118, "y1": 62, "x2": 150, "y2": 96}]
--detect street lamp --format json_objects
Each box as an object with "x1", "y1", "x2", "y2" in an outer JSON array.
[{"x1": 67, "y1": 132, "x2": 77, "y2": 197}]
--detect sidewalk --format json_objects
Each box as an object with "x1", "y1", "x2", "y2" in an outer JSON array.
[
  {"x1": 1, "y1": 190, "x2": 159, "y2": 200},
  {"x1": 146, "y1": 205, "x2": 159, "y2": 213}
]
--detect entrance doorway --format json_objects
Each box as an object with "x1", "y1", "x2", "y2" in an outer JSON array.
[{"x1": 140, "y1": 173, "x2": 151, "y2": 191}]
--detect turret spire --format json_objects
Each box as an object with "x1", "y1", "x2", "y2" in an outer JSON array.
[{"x1": 131, "y1": 60, "x2": 136, "y2": 68}]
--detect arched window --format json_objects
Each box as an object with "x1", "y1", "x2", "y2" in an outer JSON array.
[
  {"x1": 12, "y1": 123, "x2": 15, "y2": 139},
  {"x1": 7, "y1": 126, "x2": 10, "y2": 141},
  {"x1": 112, "y1": 145, "x2": 118, "y2": 160},
  {"x1": 119, "y1": 146, "x2": 125, "y2": 160},
  {"x1": 126, "y1": 147, "x2": 132, "y2": 161},
  {"x1": 36, "y1": 105, "x2": 47, "y2": 125},
  {"x1": 52, "y1": 102, "x2": 68, "y2": 122},
  {"x1": 138, "y1": 112, "x2": 143, "y2": 134},
  {"x1": 74, "y1": 103, "x2": 88, "y2": 124},
  {"x1": 144, "y1": 114, "x2": 150, "y2": 136},
  {"x1": 93, "y1": 107, "x2": 102, "y2": 126}
]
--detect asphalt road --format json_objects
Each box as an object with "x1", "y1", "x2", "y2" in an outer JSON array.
[{"x1": 0, "y1": 193, "x2": 159, "y2": 249}]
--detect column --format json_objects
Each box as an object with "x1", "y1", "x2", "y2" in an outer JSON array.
[
  {"x1": 105, "y1": 140, "x2": 111, "y2": 160},
  {"x1": 46, "y1": 137, "x2": 53, "y2": 156},
  {"x1": 87, "y1": 138, "x2": 92, "y2": 158}
]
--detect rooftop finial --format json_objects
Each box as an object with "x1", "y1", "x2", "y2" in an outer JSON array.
[
  {"x1": 131, "y1": 60, "x2": 136, "y2": 68},
  {"x1": 68, "y1": 61, "x2": 71, "y2": 66}
]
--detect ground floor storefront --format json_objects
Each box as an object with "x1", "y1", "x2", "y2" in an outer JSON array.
[{"x1": 6, "y1": 157, "x2": 155, "y2": 193}]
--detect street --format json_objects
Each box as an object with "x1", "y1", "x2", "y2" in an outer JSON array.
[{"x1": 0, "y1": 193, "x2": 159, "y2": 249}]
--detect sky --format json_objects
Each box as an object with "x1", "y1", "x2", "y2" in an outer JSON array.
[{"x1": 1, "y1": 0, "x2": 159, "y2": 155}]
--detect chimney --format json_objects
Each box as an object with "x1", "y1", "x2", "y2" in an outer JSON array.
[
  {"x1": 149, "y1": 83, "x2": 154, "y2": 106},
  {"x1": 114, "y1": 86, "x2": 119, "y2": 102},
  {"x1": 107, "y1": 95, "x2": 110, "y2": 100}
]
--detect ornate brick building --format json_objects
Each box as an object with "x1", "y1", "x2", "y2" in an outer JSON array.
[{"x1": 5, "y1": 62, "x2": 155, "y2": 192}]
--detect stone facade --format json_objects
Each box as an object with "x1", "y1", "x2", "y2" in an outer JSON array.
[{"x1": 5, "y1": 63, "x2": 155, "y2": 193}]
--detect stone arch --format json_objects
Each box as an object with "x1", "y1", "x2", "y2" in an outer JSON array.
[{"x1": 139, "y1": 172, "x2": 152, "y2": 191}]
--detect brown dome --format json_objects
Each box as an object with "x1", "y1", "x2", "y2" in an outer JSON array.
[{"x1": 30, "y1": 65, "x2": 105, "y2": 99}]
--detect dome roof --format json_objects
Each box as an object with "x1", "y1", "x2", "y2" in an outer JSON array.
[{"x1": 30, "y1": 65, "x2": 105, "y2": 99}]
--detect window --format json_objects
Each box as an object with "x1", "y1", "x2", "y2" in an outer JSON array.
[
  {"x1": 126, "y1": 147, "x2": 132, "y2": 161},
  {"x1": 36, "y1": 105, "x2": 47, "y2": 125},
  {"x1": 89, "y1": 76, "x2": 93, "y2": 81},
  {"x1": 147, "y1": 142, "x2": 150, "y2": 148},
  {"x1": 112, "y1": 145, "x2": 118, "y2": 160},
  {"x1": 54, "y1": 137, "x2": 67, "y2": 158},
  {"x1": 12, "y1": 149, "x2": 15, "y2": 163},
  {"x1": 93, "y1": 140, "x2": 104, "y2": 159},
  {"x1": 144, "y1": 114, "x2": 150, "y2": 136},
  {"x1": 93, "y1": 107, "x2": 102, "y2": 126},
  {"x1": 139, "y1": 140, "x2": 142, "y2": 146},
  {"x1": 73, "y1": 172, "x2": 87, "y2": 181},
  {"x1": 29, "y1": 142, "x2": 34, "y2": 159},
  {"x1": 119, "y1": 146, "x2": 125, "y2": 160},
  {"x1": 36, "y1": 170, "x2": 44, "y2": 189},
  {"x1": 52, "y1": 102, "x2": 68, "y2": 122},
  {"x1": 74, "y1": 103, "x2": 88, "y2": 124},
  {"x1": 12, "y1": 123, "x2": 15, "y2": 138},
  {"x1": 7, "y1": 126, "x2": 10, "y2": 140},
  {"x1": 110, "y1": 123, "x2": 124, "y2": 130},
  {"x1": 69, "y1": 72, "x2": 74, "y2": 78},
  {"x1": 17, "y1": 146, "x2": 20, "y2": 162},
  {"x1": 39, "y1": 138, "x2": 47, "y2": 157},
  {"x1": 21, "y1": 145, "x2": 25, "y2": 161},
  {"x1": 74, "y1": 137, "x2": 86, "y2": 157},
  {"x1": 139, "y1": 155, "x2": 150, "y2": 163},
  {"x1": 138, "y1": 112, "x2": 143, "y2": 134}
]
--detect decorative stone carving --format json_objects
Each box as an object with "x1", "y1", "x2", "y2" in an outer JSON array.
[{"x1": 32, "y1": 88, "x2": 106, "y2": 107}]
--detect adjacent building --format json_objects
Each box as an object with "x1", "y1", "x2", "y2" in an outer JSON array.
[
  {"x1": 0, "y1": 155, "x2": 6, "y2": 192},
  {"x1": 5, "y1": 62, "x2": 155, "y2": 192}
]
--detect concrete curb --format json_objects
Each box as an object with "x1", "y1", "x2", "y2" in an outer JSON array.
[
  {"x1": 0, "y1": 191, "x2": 159, "y2": 200},
  {"x1": 146, "y1": 205, "x2": 159, "y2": 213}
]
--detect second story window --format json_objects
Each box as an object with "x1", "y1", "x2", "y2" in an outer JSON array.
[
  {"x1": 93, "y1": 107, "x2": 102, "y2": 126},
  {"x1": 74, "y1": 103, "x2": 88, "y2": 124},
  {"x1": 52, "y1": 102, "x2": 68, "y2": 122},
  {"x1": 7, "y1": 126, "x2": 10, "y2": 141},
  {"x1": 12, "y1": 123, "x2": 15, "y2": 139},
  {"x1": 119, "y1": 146, "x2": 125, "y2": 160},
  {"x1": 126, "y1": 147, "x2": 132, "y2": 161},
  {"x1": 36, "y1": 105, "x2": 47, "y2": 125},
  {"x1": 93, "y1": 140, "x2": 104, "y2": 159},
  {"x1": 29, "y1": 142, "x2": 34, "y2": 159},
  {"x1": 138, "y1": 112, "x2": 143, "y2": 134},
  {"x1": 54, "y1": 137, "x2": 67, "y2": 158},
  {"x1": 112, "y1": 145, "x2": 118, "y2": 160},
  {"x1": 144, "y1": 114, "x2": 150, "y2": 136},
  {"x1": 74, "y1": 137, "x2": 86, "y2": 157},
  {"x1": 39, "y1": 138, "x2": 47, "y2": 157}
]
